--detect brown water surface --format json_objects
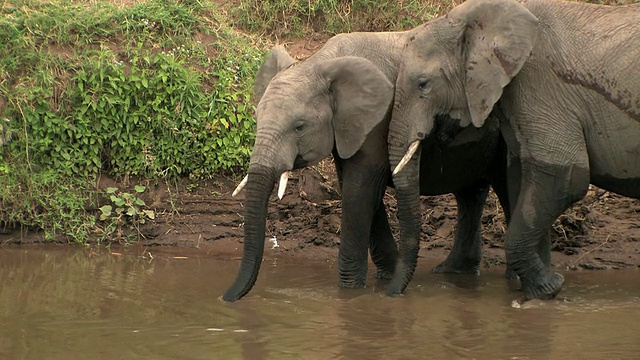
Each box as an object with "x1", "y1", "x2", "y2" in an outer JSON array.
[{"x1": 1, "y1": 246, "x2": 639, "y2": 359}]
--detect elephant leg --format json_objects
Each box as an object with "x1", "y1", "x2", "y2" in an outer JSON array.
[
  {"x1": 433, "y1": 183, "x2": 489, "y2": 274},
  {"x1": 337, "y1": 159, "x2": 389, "y2": 288},
  {"x1": 368, "y1": 201, "x2": 398, "y2": 280},
  {"x1": 503, "y1": 151, "x2": 521, "y2": 280},
  {"x1": 537, "y1": 229, "x2": 552, "y2": 267},
  {"x1": 505, "y1": 156, "x2": 590, "y2": 300},
  {"x1": 490, "y1": 135, "x2": 512, "y2": 224}
]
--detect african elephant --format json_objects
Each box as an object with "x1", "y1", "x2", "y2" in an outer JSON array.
[
  {"x1": 388, "y1": 0, "x2": 640, "y2": 300},
  {"x1": 223, "y1": 31, "x2": 510, "y2": 302}
]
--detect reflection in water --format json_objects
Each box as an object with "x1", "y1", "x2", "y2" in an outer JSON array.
[{"x1": 0, "y1": 246, "x2": 639, "y2": 359}]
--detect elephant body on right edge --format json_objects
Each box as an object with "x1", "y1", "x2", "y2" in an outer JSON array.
[
  {"x1": 388, "y1": 0, "x2": 640, "y2": 300},
  {"x1": 223, "y1": 31, "x2": 511, "y2": 301}
]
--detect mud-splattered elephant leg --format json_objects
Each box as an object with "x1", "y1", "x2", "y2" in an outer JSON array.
[
  {"x1": 338, "y1": 159, "x2": 389, "y2": 288},
  {"x1": 502, "y1": 138, "x2": 557, "y2": 282},
  {"x1": 503, "y1": 150, "x2": 521, "y2": 280},
  {"x1": 505, "y1": 128, "x2": 590, "y2": 299},
  {"x1": 433, "y1": 183, "x2": 489, "y2": 274}
]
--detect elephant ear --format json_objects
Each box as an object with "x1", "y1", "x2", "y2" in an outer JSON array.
[
  {"x1": 315, "y1": 56, "x2": 394, "y2": 159},
  {"x1": 450, "y1": 0, "x2": 538, "y2": 127},
  {"x1": 253, "y1": 46, "x2": 296, "y2": 103}
]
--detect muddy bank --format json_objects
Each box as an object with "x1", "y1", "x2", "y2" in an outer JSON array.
[{"x1": 3, "y1": 161, "x2": 639, "y2": 273}]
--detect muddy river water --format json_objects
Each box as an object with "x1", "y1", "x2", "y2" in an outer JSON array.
[{"x1": 0, "y1": 246, "x2": 638, "y2": 359}]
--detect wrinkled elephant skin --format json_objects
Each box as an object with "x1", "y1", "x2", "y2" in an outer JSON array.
[{"x1": 388, "y1": 0, "x2": 640, "y2": 300}]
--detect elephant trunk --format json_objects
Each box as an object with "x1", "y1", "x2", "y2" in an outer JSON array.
[
  {"x1": 387, "y1": 116, "x2": 423, "y2": 295},
  {"x1": 223, "y1": 164, "x2": 276, "y2": 302}
]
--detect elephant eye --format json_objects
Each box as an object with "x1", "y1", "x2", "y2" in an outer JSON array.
[
  {"x1": 294, "y1": 120, "x2": 305, "y2": 133},
  {"x1": 417, "y1": 78, "x2": 429, "y2": 91}
]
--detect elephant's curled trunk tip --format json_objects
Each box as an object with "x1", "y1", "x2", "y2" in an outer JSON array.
[{"x1": 223, "y1": 271, "x2": 258, "y2": 302}]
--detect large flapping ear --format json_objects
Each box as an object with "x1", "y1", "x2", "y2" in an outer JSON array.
[
  {"x1": 315, "y1": 56, "x2": 394, "y2": 159},
  {"x1": 449, "y1": 0, "x2": 538, "y2": 127},
  {"x1": 253, "y1": 46, "x2": 296, "y2": 103}
]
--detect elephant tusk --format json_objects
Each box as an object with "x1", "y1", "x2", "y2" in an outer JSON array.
[
  {"x1": 392, "y1": 140, "x2": 421, "y2": 176},
  {"x1": 277, "y1": 171, "x2": 290, "y2": 200},
  {"x1": 231, "y1": 175, "x2": 249, "y2": 197}
]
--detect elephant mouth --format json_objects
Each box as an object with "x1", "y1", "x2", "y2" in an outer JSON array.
[{"x1": 293, "y1": 155, "x2": 310, "y2": 169}]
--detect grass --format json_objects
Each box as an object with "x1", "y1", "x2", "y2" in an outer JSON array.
[{"x1": 229, "y1": 0, "x2": 453, "y2": 39}]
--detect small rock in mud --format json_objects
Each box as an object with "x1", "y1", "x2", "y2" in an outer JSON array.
[
  {"x1": 579, "y1": 262, "x2": 611, "y2": 270},
  {"x1": 564, "y1": 248, "x2": 578, "y2": 255}
]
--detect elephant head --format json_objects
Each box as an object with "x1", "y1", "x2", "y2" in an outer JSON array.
[
  {"x1": 387, "y1": 0, "x2": 538, "y2": 294},
  {"x1": 223, "y1": 46, "x2": 394, "y2": 301}
]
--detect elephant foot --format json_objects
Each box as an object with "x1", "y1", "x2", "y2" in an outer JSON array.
[
  {"x1": 385, "y1": 274, "x2": 409, "y2": 296},
  {"x1": 375, "y1": 268, "x2": 394, "y2": 280},
  {"x1": 504, "y1": 267, "x2": 519, "y2": 280},
  {"x1": 339, "y1": 278, "x2": 366, "y2": 289},
  {"x1": 338, "y1": 257, "x2": 368, "y2": 289},
  {"x1": 432, "y1": 259, "x2": 480, "y2": 275},
  {"x1": 386, "y1": 283, "x2": 405, "y2": 296},
  {"x1": 521, "y1": 270, "x2": 564, "y2": 300}
]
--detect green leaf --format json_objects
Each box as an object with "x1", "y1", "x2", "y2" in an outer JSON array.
[
  {"x1": 105, "y1": 187, "x2": 118, "y2": 194},
  {"x1": 143, "y1": 210, "x2": 155, "y2": 220},
  {"x1": 134, "y1": 185, "x2": 146, "y2": 193},
  {"x1": 110, "y1": 195, "x2": 125, "y2": 207},
  {"x1": 134, "y1": 198, "x2": 145, "y2": 206},
  {"x1": 99, "y1": 205, "x2": 112, "y2": 216},
  {"x1": 126, "y1": 207, "x2": 137, "y2": 216}
]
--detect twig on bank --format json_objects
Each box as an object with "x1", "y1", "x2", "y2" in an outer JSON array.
[{"x1": 571, "y1": 233, "x2": 613, "y2": 267}]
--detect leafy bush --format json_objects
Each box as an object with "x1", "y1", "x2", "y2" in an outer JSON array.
[
  {"x1": 2, "y1": 0, "x2": 263, "y2": 180},
  {"x1": 0, "y1": 0, "x2": 264, "y2": 242},
  {"x1": 0, "y1": 161, "x2": 97, "y2": 243}
]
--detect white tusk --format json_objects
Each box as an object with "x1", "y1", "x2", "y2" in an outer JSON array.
[
  {"x1": 392, "y1": 140, "x2": 421, "y2": 176},
  {"x1": 231, "y1": 175, "x2": 248, "y2": 197},
  {"x1": 277, "y1": 171, "x2": 290, "y2": 200}
]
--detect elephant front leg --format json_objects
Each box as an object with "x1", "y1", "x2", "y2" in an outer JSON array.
[
  {"x1": 503, "y1": 151, "x2": 521, "y2": 280},
  {"x1": 433, "y1": 184, "x2": 489, "y2": 275},
  {"x1": 499, "y1": 147, "x2": 552, "y2": 280},
  {"x1": 337, "y1": 164, "x2": 388, "y2": 288},
  {"x1": 337, "y1": 204, "x2": 370, "y2": 288},
  {"x1": 506, "y1": 159, "x2": 590, "y2": 300},
  {"x1": 369, "y1": 202, "x2": 398, "y2": 280}
]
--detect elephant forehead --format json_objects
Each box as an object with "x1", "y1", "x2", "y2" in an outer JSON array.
[
  {"x1": 258, "y1": 86, "x2": 309, "y2": 109},
  {"x1": 264, "y1": 74, "x2": 314, "y2": 99},
  {"x1": 256, "y1": 94, "x2": 312, "y2": 127},
  {"x1": 258, "y1": 77, "x2": 326, "y2": 113}
]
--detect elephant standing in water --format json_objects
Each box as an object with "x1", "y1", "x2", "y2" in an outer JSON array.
[
  {"x1": 388, "y1": 0, "x2": 640, "y2": 300},
  {"x1": 224, "y1": 31, "x2": 510, "y2": 302}
]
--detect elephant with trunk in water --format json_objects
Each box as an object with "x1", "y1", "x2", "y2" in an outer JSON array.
[
  {"x1": 388, "y1": 0, "x2": 640, "y2": 300},
  {"x1": 224, "y1": 31, "x2": 510, "y2": 302}
]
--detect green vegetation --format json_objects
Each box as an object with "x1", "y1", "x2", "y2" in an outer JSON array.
[
  {"x1": 230, "y1": 0, "x2": 448, "y2": 38},
  {"x1": 0, "y1": 0, "x2": 264, "y2": 243},
  {"x1": 98, "y1": 185, "x2": 155, "y2": 243}
]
